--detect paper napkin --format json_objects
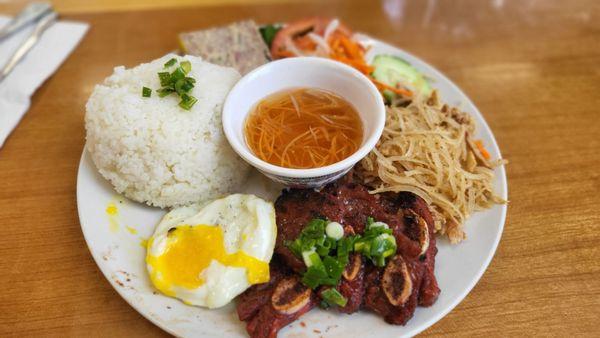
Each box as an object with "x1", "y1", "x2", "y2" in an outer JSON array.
[{"x1": 0, "y1": 15, "x2": 88, "y2": 148}]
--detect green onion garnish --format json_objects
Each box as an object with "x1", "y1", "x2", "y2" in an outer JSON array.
[
  {"x1": 287, "y1": 216, "x2": 398, "y2": 291},
  {"x1": 326, "y1": 221, "x2": 344, "y2": 240},
  {"x1": 323, "y1": 256, "x2": 344, "y2": 281},
  {"x1": 286, "y1": 218, "x2": 327, "y2": 258},
  {"x1": 143, "y1": 58, "x2": 198, "y2": 110},
  {"x1": 142, "y1": 87, "x2": 151, "y2": 97},
  {"x1": 158, "y1": 72, "x2": 171, "y2": 86},
  {"x1": 179, "y1": 93, "x2": 198, "y2": 110},
  {"x1": 336, "y1": 236, "x2": 356, "y2": 265},
  {"x1": 302, "y1": 250, "x2": 322, "y2": 268},
  {"x1": 175, "y1": 78, "x2": 195, "y2": 95},
  {"x1": 288, "y1": 218, "x2": 356, "y2": 290},
  {"x1": 170, "y1": 66, "x2": 186, "y2": 83},
  {"x1": 180, "y1": 60, "x2": 191, "y2": 74},
  {"x1": 302, "y1": 265, "x2": 330, "y2": 289},
  {"x1": 353, "y1": 218, "x2": 397, "y2": 267},
  {"x1": 157, "y1": 87, "x2": 174, "y2": 97},
  {"x1": 164, "y1": 58, "x2": 177, "y2": 68},
  {"x1": 321, "y1": 288, "x2": 348, "y2": 307}
]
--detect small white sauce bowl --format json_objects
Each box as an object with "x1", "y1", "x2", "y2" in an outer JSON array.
[{"x1": 222, "y1": 57, "x2": 385, "y2": 188}]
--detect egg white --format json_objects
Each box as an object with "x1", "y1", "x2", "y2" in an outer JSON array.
[{"x1": 147, "y1": 194, "x2": 276, "y2": 308}]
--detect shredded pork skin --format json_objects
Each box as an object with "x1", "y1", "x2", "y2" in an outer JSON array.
[{"x1": 357, "y1": 92, "x2": 506, "y2": 243}]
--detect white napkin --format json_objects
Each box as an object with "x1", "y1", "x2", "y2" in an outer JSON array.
[{"x1": 0, "y1": 15, "x2": 88, "y2": 148}]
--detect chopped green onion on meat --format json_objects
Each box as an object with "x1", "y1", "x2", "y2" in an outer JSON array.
[
  {"x1": 323, "y1": 256, "x2": 344, "y2": 281},
  {"x1": 354, "y1": 218, "x2": 397, "y2": 267},
  {"x1": 288, "y1": 216, "x2": 398, "y2": 290},
  {"x1": 326, "y1": 221, "x2": 344, "y2": 240},
  {"x1": 321, "y1": 288, "x2": 348, "y2": 307},
  {"x1": 142, "y1": 87, "x2": 151, "y2": 97},
  {"x1": 302, "y1": 250, "x2": 322, "y2": 268}
]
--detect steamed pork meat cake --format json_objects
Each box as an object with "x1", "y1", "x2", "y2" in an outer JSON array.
[
  {"x1": 147, "y1": 194, "x2": 277, "y2": 308},
  {"x1": 179, "y1": 20, "x2": 271, "y2": 75},
  {"x1": 85, "y1": 54, "x2": 250, "y2": 208}
]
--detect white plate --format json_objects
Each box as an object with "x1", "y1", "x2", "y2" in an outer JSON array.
[{"x1": 77, "y1": 35, "x2": 508, "y2": 338}]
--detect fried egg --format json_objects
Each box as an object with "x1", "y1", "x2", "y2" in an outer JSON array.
[{"x1": 146, "y1": 194, "x2": 276, "y2": 308}]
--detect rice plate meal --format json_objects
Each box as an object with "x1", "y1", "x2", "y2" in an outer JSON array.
[{"x1": 80, "y1": 16, "x2": 507, "y2": 338}]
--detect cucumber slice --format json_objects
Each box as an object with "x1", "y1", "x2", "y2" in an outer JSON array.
[{"x1": 371, "y1": 55, "x2": 432, "y2": 98}]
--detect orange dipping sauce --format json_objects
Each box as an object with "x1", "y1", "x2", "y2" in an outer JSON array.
[{"x1": 244, "y1": 88, "x2": 363, "y2": 169}]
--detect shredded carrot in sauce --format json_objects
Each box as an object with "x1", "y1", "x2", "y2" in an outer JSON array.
[{"x1": 245, "y1": 88, "x2": 363, "y2": 169}]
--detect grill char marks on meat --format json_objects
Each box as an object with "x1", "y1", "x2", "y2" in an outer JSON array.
[
  {"x1": 236, "y1": 259, "x2": 287, "y2": 322},
  {"x1": 315, "y1": 252, "x2": 365, "y2": 314},
  {"x1": 274, "y1": 177, "x2": 414, "y2": 273},
  {"x1": 273, "y1": 188, "x2": 323, "y2": 273},
  {"x1": 391, "y1": 192, "x2": 440, "y2": 306},
  {"x1": 364, "y1": 255, "x2": 424, "y2": 325},
  {"x1": 237, "y1": 175, "x2": 440, "y2": 337},
  {"x1": 337, "y1": 253, "x2": 365, "y2": 313},
  {"x1": 237, "y1": 260, "x2": 317, "y2": 338}
]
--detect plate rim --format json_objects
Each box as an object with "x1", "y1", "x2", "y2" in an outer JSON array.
[{"x1": 77, "y1": 36, "x2": 508, "y2": 338}]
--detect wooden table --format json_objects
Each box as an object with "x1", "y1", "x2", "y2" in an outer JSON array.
[{"x1": 1, "y1": 0, "x2": 599, "y2": 336}]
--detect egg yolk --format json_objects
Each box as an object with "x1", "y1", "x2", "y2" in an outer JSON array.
[
  {"x1": 147, "y1": 224, "x2": 269, "y2": 295},
  {"x1": 105, "y1": 203, "x2": 119, "y2": 233},
  {"x1": 106, "y1": 204, "x2": 118, "y2": 215}
]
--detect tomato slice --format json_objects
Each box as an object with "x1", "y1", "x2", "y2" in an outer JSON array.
[{"x1": 270, "y1": 17, "x2": 352, "y2": 59}]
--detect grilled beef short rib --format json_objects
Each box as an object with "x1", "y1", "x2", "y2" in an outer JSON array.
[
  {"x1": 237, "y1": 175, "x2": 440, "y2": 337},
  {"x1": 237, "y1": 258, "x2": 317, "y2": 338}
]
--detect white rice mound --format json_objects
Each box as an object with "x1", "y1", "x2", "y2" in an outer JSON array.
[{"x1": 85, "y1": 54, "x2": 250, "y2": 208}]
